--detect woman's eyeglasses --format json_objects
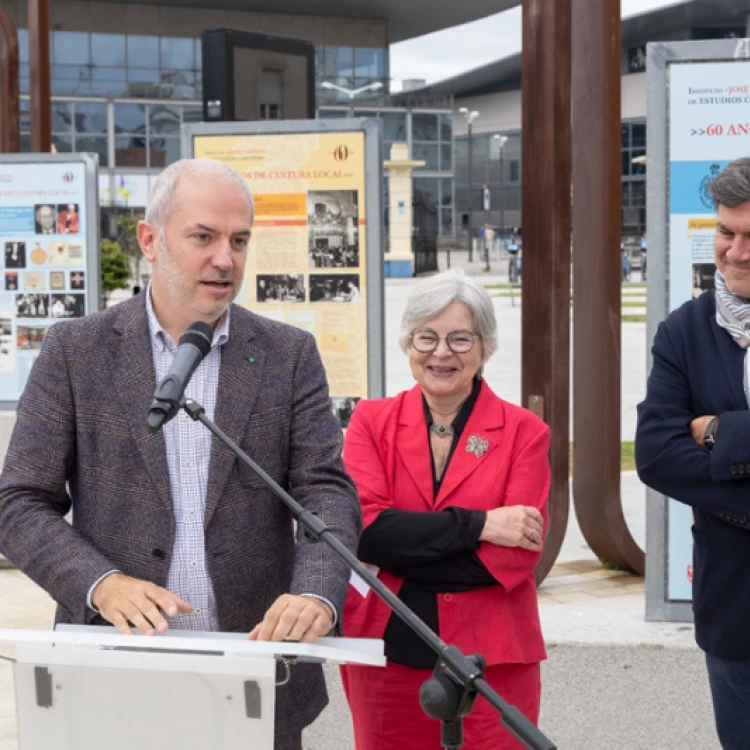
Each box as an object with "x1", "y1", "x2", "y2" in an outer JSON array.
[{"x1": 410, "y1": 329, "x2": 480, "y2": 354}]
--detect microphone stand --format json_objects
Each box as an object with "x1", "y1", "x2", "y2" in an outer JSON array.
[{"x1": 178, "y1": 397, "x2": 556, "y2": 750}]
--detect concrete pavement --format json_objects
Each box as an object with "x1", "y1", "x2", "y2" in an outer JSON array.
[{"x1": 0, "y1": 268, "x2": 718, "y2": 750}]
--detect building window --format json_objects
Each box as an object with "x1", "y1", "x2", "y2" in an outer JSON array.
[
  {"x1": 412, "y1": 112, "x2": 453, "y2": 180},
  {"x1": 19, "y1": 30, "x2": 201, "y2": 100},
  {"x1": 259, "y1": 69, "x2": 283, "y2": 120},
  {"x1": 92, "y1": 33, "x2": 126, "y2": 67},
  {"x1": 316, "y1": 45, "x2": 388, "y2": 104}
]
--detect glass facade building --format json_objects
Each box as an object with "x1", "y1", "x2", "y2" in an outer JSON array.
[
  {"x1": 454, "y1": 122, "x2": 645, "y2": 240},
  {"x1": 620, "y1": 119, "x2": 647, "y2": 239},
  {"x1": 319, "y1": 107, "x2": 454, "y2": 237},
  {"x1": 454, "y1": 132, "x2": 521, "y2": 235},
  {"x1": 14, "y1": 28, "x2": 453, "y2": 244},
  {"x1": 17, "y1": 30, "x2": 389, "y2": 106}
]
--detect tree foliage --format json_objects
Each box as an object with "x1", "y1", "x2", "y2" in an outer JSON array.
[
  {"x1": 100, "y1": 239, "x2": 131, "y2": 305},
  {"x1": 116, "y1": 211, "x2": 143, "y2": 260}
]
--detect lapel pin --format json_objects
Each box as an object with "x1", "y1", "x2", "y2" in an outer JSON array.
[
  {"x1": 248, "y1": 357, "x2": 256, "y2": 364},
  {"x1": 466, "y1": 434, "x2": 489, "y2": 458}
]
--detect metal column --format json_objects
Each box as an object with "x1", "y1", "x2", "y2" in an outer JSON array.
[
  {"x1": 28, "y1": 0, "x2": 51, "y2": 153},
  {"x1": 571, "y1": 0, "x2": 644, "y2": 573},
  {"x1": 521, "y1": 0, "x2": 572, "y2": 583},
  {"x1": 0, "y1": 8, "x2": 20, "y2": 153}
]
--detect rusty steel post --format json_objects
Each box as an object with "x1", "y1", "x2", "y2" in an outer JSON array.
[
  {"x1": 28, "y1": 0, "x2": 51, "y2": 153},
  {"x1": 0, "y1": 8, "x2": 20, "y2": 153},
  {"x1": 571, "y1": 0, "x2": 644, "y2": 574},
  {"x1": 521, "y1": 0, "x2": 572, "y2": 583}
]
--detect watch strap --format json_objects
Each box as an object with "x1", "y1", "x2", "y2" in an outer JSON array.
[{"x1": 703, "y1": 416, "x2": 720, "y2": 451}]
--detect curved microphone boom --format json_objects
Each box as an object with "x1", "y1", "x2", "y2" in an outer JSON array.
[{"x1": 147, "y1": 321, "x2": 214, "y2": 431}]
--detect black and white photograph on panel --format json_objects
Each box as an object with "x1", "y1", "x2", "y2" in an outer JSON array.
[
  {"x1": 15, "y1": 293, "x2": 49, "y2": 318},
  {"x1": 0, "y1": 314, "x2": 12, "y2": 372},
  {"x1": 34, "y1": 204, "x2": 57, "y2": 235},
  {"x1": 307, "y1": 190, "x2": 359, "y2": 269},
  {"x1": 309, "y1": 274, "x2": 361, "y2": 303},
  {"x1": 692, "y1": 263, "x2": 715, "y2": 298},
  {"x1": 256, "y1": 274, "x2": 305, "y2": 303},
  {"x1": 331, "y1": 396, "x2": 361, "y2": 429},
  {"x1": 4, "y1": 241, "x2": 26, "y2": 269},
  {"x1": 50, "y1": 293, "x2": 85, "y2": 319}
]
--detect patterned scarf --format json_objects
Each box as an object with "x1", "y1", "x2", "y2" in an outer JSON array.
[{"x1": 715, "y1": 269, "x2": 750, "y2": 348}]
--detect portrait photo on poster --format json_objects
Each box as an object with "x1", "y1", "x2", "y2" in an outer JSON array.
[
  {"x1": 307, "y1": 190, "x2": 360, "y2": 269},
  {"x1": 256, "y1": 274, "x2": 305, "y2": 303},
  {"x1": 692, "y1": 263, "x2": 715, "y2": 298},
  {"x1": 15, "y1": 293, "x2": 48, "y2": 318},
  {"x1": 56, "y1": 203, "x2": 80, "y2": 235},
  {"x1": 331, "y1": 396, "x2": 361, "y2": 429},
  {"x1": 16, "y1": 324, "x2": 47, "y2": 351},
  {"x1": 0, "y1": 314, "x2": 13, "y2": 372},
  {"x1": 309, "y1": 274, "x2": 360, "y2": 303},
  {"x1": 5, "y1": 271, "x2": 19, "y2": 291},
  {"x1": 50, "y1": 293, "x2": 85, "y2": 319},
  {"x1": 4, "y1": 241, "x2": 26, "y2": 269},
  {"x1": 34, "y1": 203, "x2": 57, "y2": 235}
]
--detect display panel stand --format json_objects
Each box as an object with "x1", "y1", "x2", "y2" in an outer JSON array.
[{"x1": 0, "y1": 626, "x2": 384, "y2": 750}]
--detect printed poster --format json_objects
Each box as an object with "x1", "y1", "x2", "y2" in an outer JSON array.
[
  {"x1": 0, "y1": 161, "x2": 91, "y2": 402},
  {"x1": 667, "y1": 60, "x2": 750, "y2": 599},
  {"x1": 193, "y1": 132, "x2": 368, "y2": 422}
]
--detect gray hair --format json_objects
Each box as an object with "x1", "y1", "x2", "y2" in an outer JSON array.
[
  {"x1": 711, "y1": 157, "x2": 750, "y2": 209},
  {"x1": 145, "y1": 158, "x2": 254, "y2": 232},
  {"x1": 399, "y1": 269, "x2": 498, "y2": 364}
]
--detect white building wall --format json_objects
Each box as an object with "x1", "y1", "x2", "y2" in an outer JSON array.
[
  {"x1": 454, "y1": 72, "x2": 647, "y2": 135},
  {"x1": 622, "y1": 72, "x2": 647, "y2": 120},
  {"x1": 453, "y1": 90, "x2": 523, "y2": 136}
]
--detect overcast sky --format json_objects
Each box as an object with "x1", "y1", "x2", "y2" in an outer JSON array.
[{"x1": 390, "y1": 0, "x2": 683, "y2": 88}]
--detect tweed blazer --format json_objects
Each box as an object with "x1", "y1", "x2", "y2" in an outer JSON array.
[{"x1": 0, "y1": 293, "x2": 362, "y2": 745}]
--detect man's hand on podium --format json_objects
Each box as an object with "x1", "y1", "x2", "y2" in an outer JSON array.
[
  {"x1": 248, "y1": 594, "x2": 333, "y2": 644},
  {"x1": 91, "y1": 573, "x2": 194, "y2": 636}
]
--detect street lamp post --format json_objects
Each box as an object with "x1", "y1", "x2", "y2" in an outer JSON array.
[
  {"x1": 321, "y1": 80, "x2": 384, "y2": 117},
  {"x1": 494, "y1": 134, "x2": 509, "y2": 236},
  {"x1": 459, "y1": 107, "x2": 479, "y2": 261}
]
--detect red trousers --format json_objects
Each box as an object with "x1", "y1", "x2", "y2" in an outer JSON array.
[{"x1": 341, "y1": 660, "x2": 541, "y2": 750}]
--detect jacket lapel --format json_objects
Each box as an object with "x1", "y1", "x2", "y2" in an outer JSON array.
[
  {"x1": 110, "y1": 296, "x2": 173, "y2": 511},
  {"x1": 204, "y1": 308, "x2": 262, "y2": 527},
  {"x1": 436, "y1": 382, "x2": 503, "y2": 506},
  {"x1": 709, "y1": 313, "x2": 747, "y2": 408},
  {"x1": 395, "y1": 385, "x2": 434, "y2": 507}
]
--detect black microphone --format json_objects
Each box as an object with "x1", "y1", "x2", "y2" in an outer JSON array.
[{"x1": 147, "y1": 321, "x2": 213, "y2": 431}]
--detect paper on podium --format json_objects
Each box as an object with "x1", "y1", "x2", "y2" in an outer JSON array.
[{"x1": 0, "y1": 627, "x2": 384, "y2": 750}]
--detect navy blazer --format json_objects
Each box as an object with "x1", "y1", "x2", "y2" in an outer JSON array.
[{"x1": 636, "y1": 290, "x2": 750, "y2": 659}]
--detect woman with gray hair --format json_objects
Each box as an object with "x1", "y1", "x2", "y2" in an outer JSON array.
[{"x1": 340, "y1": 269, "x2": 550, "y2": 749}]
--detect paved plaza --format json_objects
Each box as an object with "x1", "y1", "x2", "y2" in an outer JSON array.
[{"x1": 0, "y1": 260, "x2": 719, "y2": 749}]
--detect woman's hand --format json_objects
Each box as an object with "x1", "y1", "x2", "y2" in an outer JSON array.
[{"x1": 479, "y1": 506, "x2": 544, "y2": 551}]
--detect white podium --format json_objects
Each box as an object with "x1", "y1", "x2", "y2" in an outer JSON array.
[{"x1": 0, "y1": 626, "x2": 384, "y2": 750}]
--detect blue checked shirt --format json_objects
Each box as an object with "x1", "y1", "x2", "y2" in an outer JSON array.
[
  {"x1": 87, "y1": 290, "x2": 337, "y2": 629},
  {"x1": 146, "y1": 293, "x2": 227, "y2": 631}
]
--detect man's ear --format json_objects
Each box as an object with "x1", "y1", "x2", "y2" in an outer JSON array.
[{"x1": 137, "y1": 220, "x2": 159, "y2": 263}]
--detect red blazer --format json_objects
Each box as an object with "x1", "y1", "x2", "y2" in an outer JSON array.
[{"x1": 342, "y1": 381, "x2": 550, "y2": 666}]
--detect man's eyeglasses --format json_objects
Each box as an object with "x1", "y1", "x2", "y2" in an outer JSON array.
[{"x1": 410, "y1": 329, "x2": 480, "y2": 354}]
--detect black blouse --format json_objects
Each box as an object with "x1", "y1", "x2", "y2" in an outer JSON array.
[{"x1": 356, "y1": 378, "x2": 499, "y2": 669}]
